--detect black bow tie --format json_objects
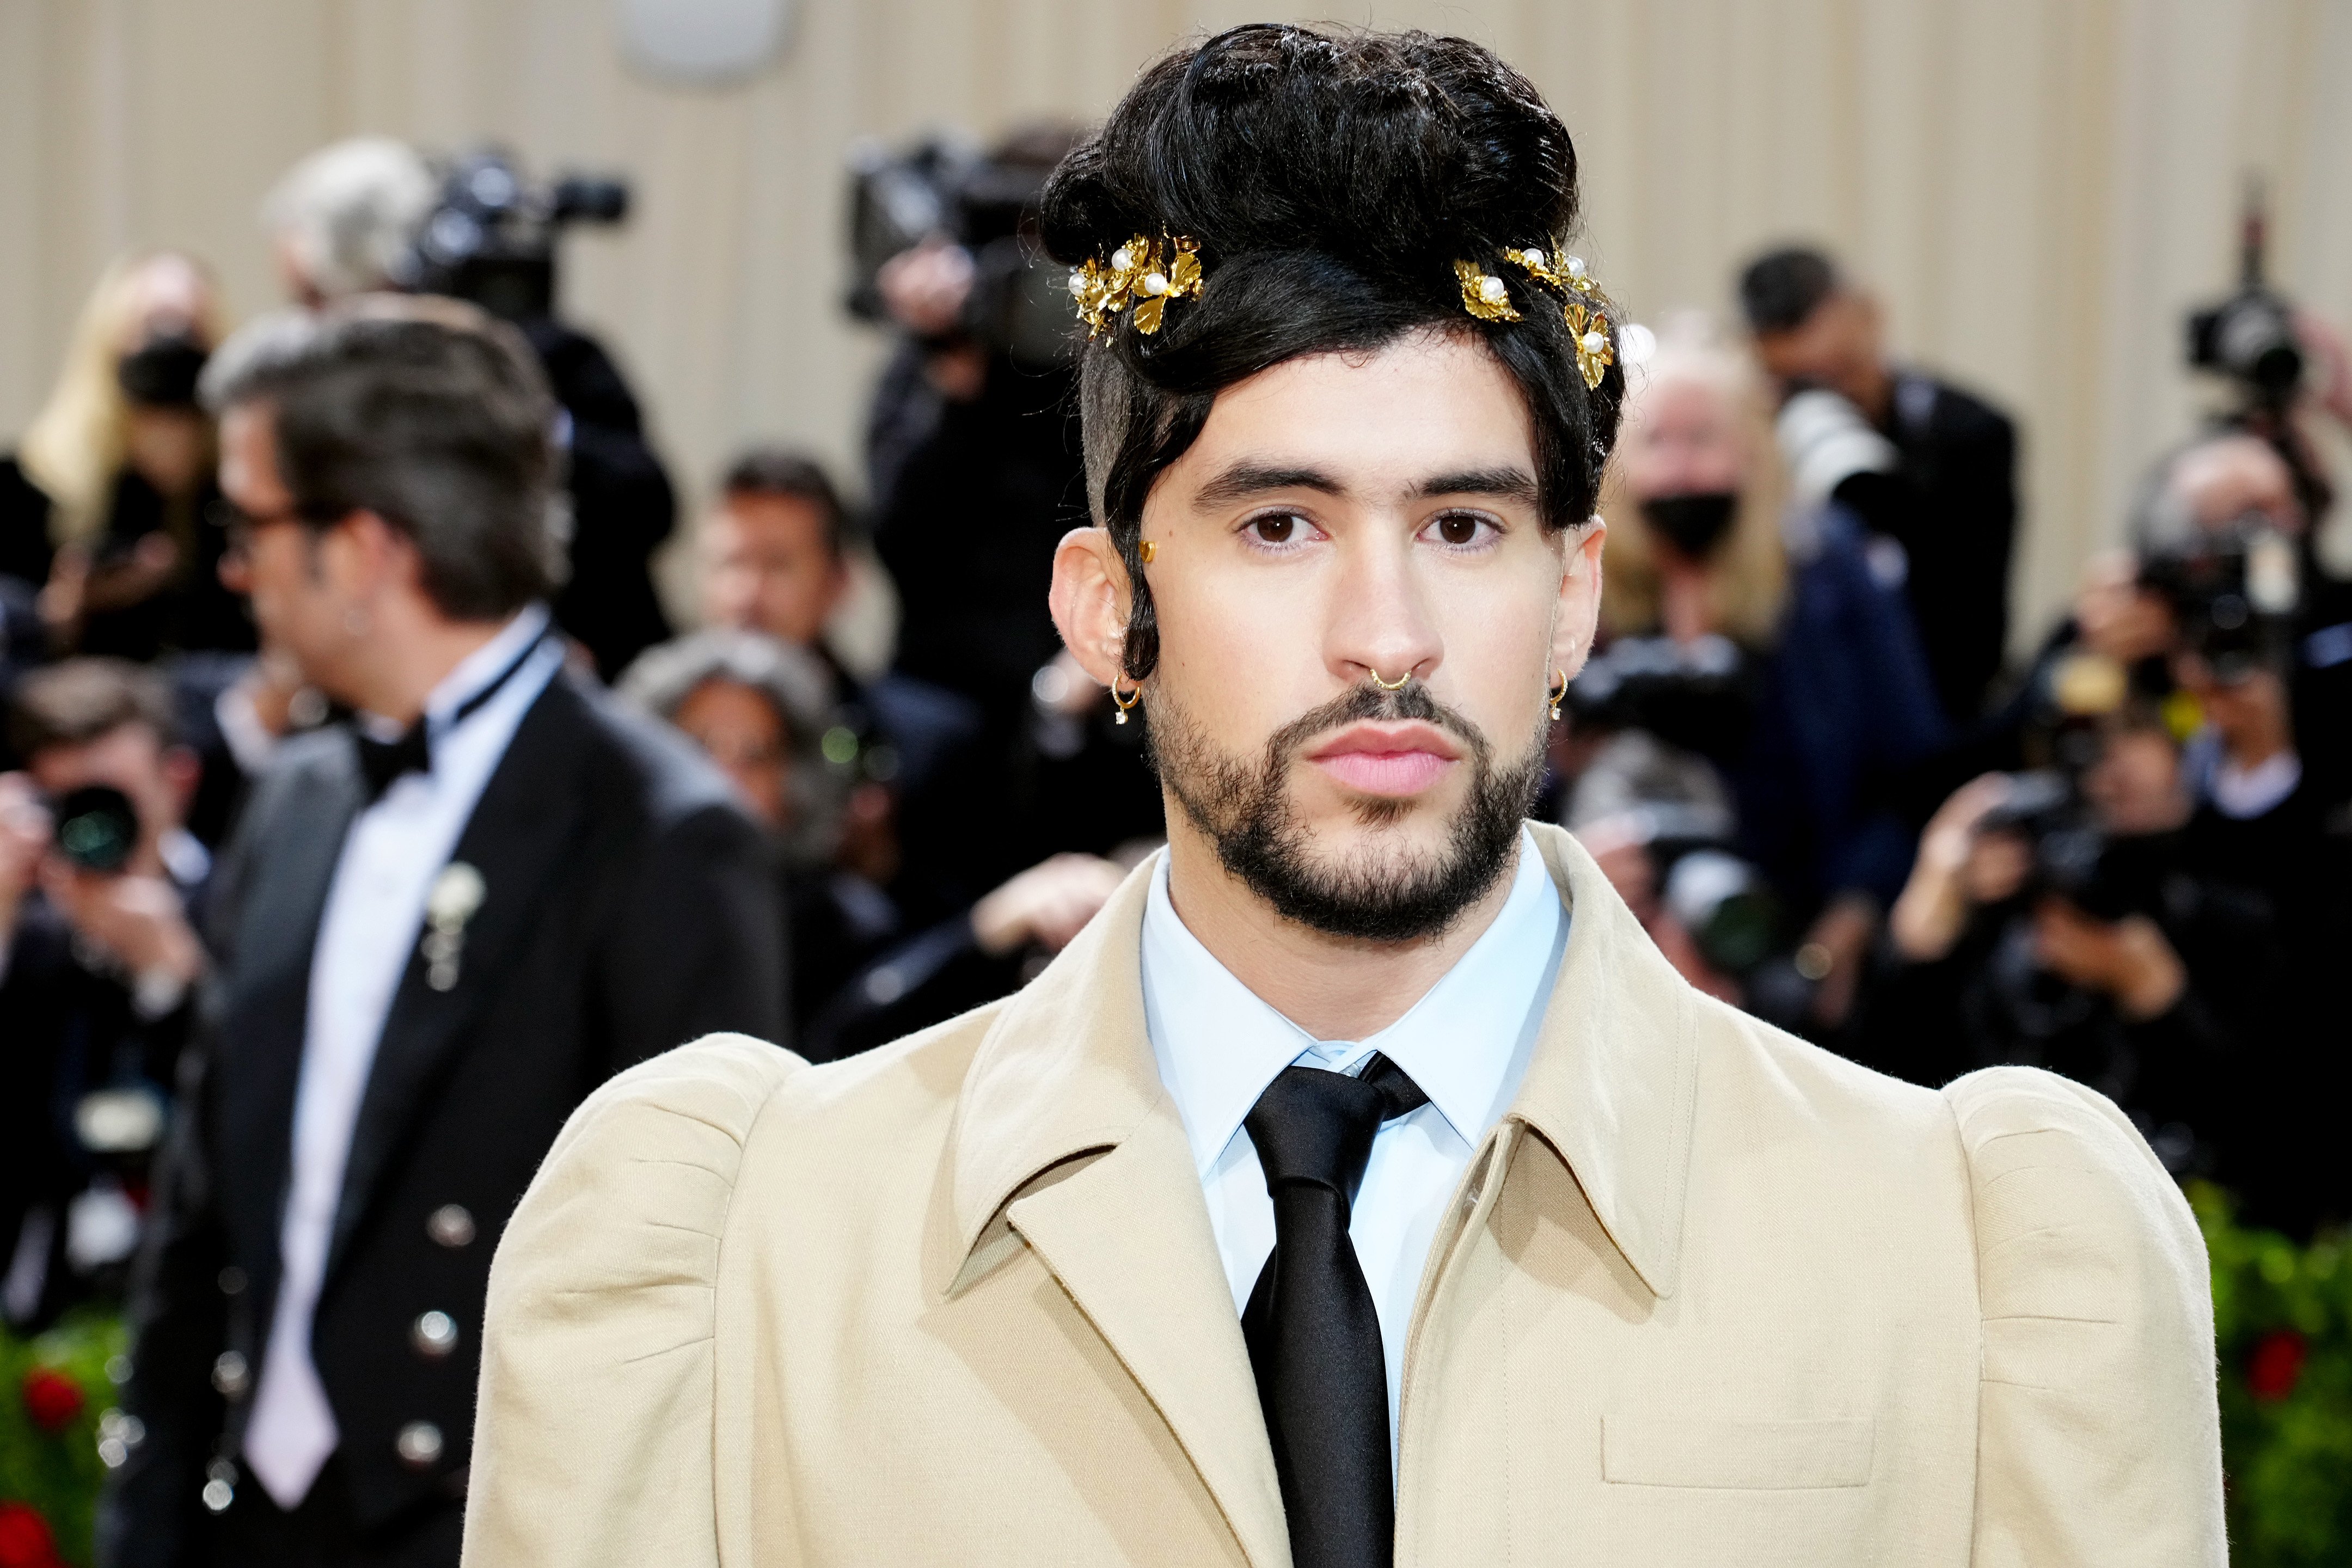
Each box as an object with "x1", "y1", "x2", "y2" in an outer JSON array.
[{"x1": 350, "y1": 627, "x2": 550, "y2": 805}]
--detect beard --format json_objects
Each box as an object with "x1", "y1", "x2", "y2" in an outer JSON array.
[{"x1": 1146, "y1": 679, "x2": 1543, "y2": 944}]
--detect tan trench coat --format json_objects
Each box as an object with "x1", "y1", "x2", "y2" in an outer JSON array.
[{"x1": 463, "y1": 824, "x2": 2223, "y2": 1566}]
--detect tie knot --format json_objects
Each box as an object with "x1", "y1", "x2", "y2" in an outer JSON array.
[{"x1": 1243, "y1": 1054, "x2": 1429, "y2": 1202}]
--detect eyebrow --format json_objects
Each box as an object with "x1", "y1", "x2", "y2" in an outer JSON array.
[
  {"x1": 1191, "y1": 462, "x2": 1348, "y2": 511},
  {"x1": 1413, "y1": 467, "x2": 1541, "y2": 506},
  {"x1": 1190, "y1": 460, "x2": 1541, "y2": 512}
]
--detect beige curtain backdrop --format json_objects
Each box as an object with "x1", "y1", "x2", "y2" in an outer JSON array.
[{"x1": 4, "y1": 0, "x2": 2350, "y2": 648}]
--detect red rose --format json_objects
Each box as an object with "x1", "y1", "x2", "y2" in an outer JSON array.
[
  {"x1": 2247, "y1": 1328, "x2": 2308, "y2": 1402},
  {"x1": 0, "y1": 1502, "x2": 62, "y2": 1568},
  {"x1": 19, "y1": 1366, "x2": 84, "y2": 1434}
]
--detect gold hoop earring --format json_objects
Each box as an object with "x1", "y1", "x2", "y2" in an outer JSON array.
[
  {"x1": 1111, "y1": 675, "x2": 1143, "y2": 724},
  {"x1": 1547, "y1": 665, "x2": 1570, "y2": 721},
  {"x1": 1370, "y1": 669, "x2": 1412, "y2": 692}
]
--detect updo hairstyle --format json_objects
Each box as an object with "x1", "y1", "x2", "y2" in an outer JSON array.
[{"x1": 1038, "y1": 23, "x2": 1626, "y2": 680}]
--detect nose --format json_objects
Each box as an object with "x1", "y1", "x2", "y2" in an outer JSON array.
[{"x1": 1324, "y1": 527, "x2": 1442, "y2": 689}]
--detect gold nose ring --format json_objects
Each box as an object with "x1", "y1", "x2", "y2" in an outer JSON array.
[{"x1": 1370, "y1": 669, "x2": 1412, "y2": 691}]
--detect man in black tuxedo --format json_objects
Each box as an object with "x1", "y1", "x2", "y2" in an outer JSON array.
[{"x1": 98, "y1": 297, "x2": 784, "y2": 1568}]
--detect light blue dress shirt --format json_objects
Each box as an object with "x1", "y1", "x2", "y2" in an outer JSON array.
[{"x1": 1139, "y1": 826, "x2": 1567, "y2": 1448}]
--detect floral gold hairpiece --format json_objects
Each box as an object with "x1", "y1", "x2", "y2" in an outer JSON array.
[
  {"x1": 1460, "y1": 242, "x2": 1618, "y2": 390},
  {"x1": 1069, "y1": 234, "x2": 1204, "y2": 338}
]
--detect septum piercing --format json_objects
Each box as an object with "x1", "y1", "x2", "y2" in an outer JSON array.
[{"x1": 1370, "y1": 669, "x2": 1412, "y2": 691}]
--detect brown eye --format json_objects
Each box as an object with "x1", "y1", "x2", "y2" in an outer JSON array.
[
  {"x1": 1436, "y1": 514, "x2": 1481, "y2": 545},
  {"x1": 1252, "y1": 514, "x2": 1297, "y2": 544}
]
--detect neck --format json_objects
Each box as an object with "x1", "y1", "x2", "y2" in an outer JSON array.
[
  {"x1": 1658, "y1": 559, "x2": 1714, "y2": 645},
  {"x1": 1161, "y1": 810, "x2": 1520, "y2": 1041},
  {"x1": 1851, "y1": 360, "x2": 1895, "y2": 425},
  {"x1": 344, "y1": 604, "x2": 519, "y2": 726}
]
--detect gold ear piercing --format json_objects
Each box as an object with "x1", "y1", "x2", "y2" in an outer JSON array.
[
  {"x1": 1111, "y1": 674, "x2": 1143, "y2": 724},
  {"x1": 1548, "y1": 665, "x2": 1570, "y2": 721},
  {"x1": 1370, "y1": 669, "x2": 1412, "y2": 691},
  {"x1": 1140, "y1": 540, "x2": 1157, "y2": 564}
]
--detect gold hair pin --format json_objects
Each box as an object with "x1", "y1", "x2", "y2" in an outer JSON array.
[
  {"x1": 1456, "y1": 242, "x2": 1618, "y2": 390},
  {"x1": 1070, "y1": 234, "x2": 1204, "y2": 338}
]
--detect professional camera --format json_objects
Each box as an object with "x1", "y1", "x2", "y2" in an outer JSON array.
[
  {"x1": 844, "y1": 130, "x2": 1079, "y2": 368},
  {"x1": 399, "y1": 149, "x2": 630, "y2": 321},
  {"x1": 2186, "y1": 185, "x2": 2303, "y2": 410},
  {"x1": 50, "y1": 784, "x2": 140, "y2": 875},
  {"x1": 2139, "y1": 511, "x2": 2300, "y2": 683}
]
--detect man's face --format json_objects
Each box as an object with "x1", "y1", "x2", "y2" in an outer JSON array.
[
  {"x1": 1128, "y1": 329, "x2": 1600, "y2": 941},
  {"x1": 1753, "y1": 290, "x2": 1882, "y2": 409},
  {"x1": 702, "y1": 493, "x2": 847, "y2": 648},
  {"x1": 219, "y1": 403, "x2": 362, "y2": 700},
  {"x1": 671, "y1": 676, "x2": 793, "y2": 833},
  {"x1": 28, "y1": 724, "x2": 192, "y2": 871}
]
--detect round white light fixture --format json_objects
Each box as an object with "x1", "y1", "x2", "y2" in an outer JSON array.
[{"x1": 614, "y1": 0, "x2": 791, "y2": 87}]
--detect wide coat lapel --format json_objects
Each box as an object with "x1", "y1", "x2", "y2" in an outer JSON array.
[
  {"x1": 942, "y1": 862, "x2": 1292, "y2": 1568},
  {"x1": 211, "y1": 738, "x2": 363, "y2": 1300},
  {"x1": 325, "y1": 676, "x2": 596, "y2": 1278}
]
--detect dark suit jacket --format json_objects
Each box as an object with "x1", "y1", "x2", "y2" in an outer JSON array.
[
  {"x1": 100, "y1": 671, "x2": 785, "y2": 1566},
  {"x1": 1879, "y1": 373, "x2": 2019, "y2": 727}
]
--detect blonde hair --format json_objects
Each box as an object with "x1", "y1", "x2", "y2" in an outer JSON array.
[
  {"x1": 1597, "y1": 313, "x2": 1787, "y2": 646},
  {"x1": 18, "y1": 252, "x2": 226, "y2": 548}
]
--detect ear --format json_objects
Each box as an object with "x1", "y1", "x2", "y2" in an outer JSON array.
[
  {"x1": 1049, "y1": 525, "x2": 1134, "y2": 687},
  {"x1": 1552, "y1": 516, "x2": 1607, "y2": 679},
  {"x1": 320, "y1": 510, "x2": 414, "y2": 602},
  {"x1": 161, "y1": 743, "x2": 203, "y2": 819}
]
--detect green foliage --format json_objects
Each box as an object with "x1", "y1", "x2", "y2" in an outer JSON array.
[
  {"x1": 0, "y1": 1313, "x2": 127, "y2": 1568},
  {"x1": 2195, "y1": 1182, "x2": 2352, "y2": 1565}
]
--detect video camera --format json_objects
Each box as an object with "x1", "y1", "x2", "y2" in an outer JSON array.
[
  {"x1": 2187, "y1": 182, "x2": 2303, "y2": 411},
  {"x1": 844, "y1": 131, "x2": 1079, "y2": 368},
  {"x1": 399, "y1": 149, "x2": 630, "y2": 321}
]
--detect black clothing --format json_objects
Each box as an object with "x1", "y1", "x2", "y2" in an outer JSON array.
[
  {"x1": 0, "y1": 857, "x2": 206, "y2": 1331},
  {"x1": 209, "y1": 1452, "x2": 458, "y2": 1568},
  {"x1": 100, "y1": 672, "x2": 785, "y2": 1568},
  {"x1": 872, "y1": 356, "x2": 1084, "y2": 720},
  {"x1": 0, "y1": 455, "x2": 53, "y2": 589},
  {"x1": 1241, "y1": 1056, "x2": 1428, "y2": 1568},
  {"x1": 517, "y1": 319, "x2": 675, "y2": 682},
  {"x1": 79, "y1": 468, "x2": 254, "y2": 661},
  {"x1": 1843, "y1": 373, "x2": 2019, "y2": 726}
]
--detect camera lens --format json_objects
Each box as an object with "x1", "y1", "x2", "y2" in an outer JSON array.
[{"x1": 52, "y1": 784, "x2": 140, "y2": 874}]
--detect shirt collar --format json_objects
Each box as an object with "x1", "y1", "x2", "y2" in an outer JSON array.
[
  {"x1": 1141, "y1": 826, "x2": 1566, "y2": 1178},
  {"x1": 425, "y1": 603, "x2": 553, "y2": 731}
]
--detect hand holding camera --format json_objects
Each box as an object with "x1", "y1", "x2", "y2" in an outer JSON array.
[{"x1": 0, "y1": 769, "x2": 204, "y2": 1008}]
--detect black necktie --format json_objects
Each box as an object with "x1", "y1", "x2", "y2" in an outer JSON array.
[
  {"x1": 1241, "y1": 1052, "x2": 1430, "y2": 1568},
  {"x1": 352, "y1": 628, "x2": 549, "y2": 804}
]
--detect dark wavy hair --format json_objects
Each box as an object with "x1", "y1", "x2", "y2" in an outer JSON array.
[{"x1": 1038, "y1": 23, "x2": 1626, "y2": 681}]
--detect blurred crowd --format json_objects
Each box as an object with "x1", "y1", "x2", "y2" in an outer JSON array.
[{"x1": 0, "y1": 130, "x2": 2347, "y2": 1561}]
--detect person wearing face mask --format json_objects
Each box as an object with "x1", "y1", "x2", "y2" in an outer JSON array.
[
  {"x1": 1579, "y1": 315, "x2": 1948, "y2": 1034},
  {"x1": 6, "y1": 252, "x2": 253, "y2": 663}
]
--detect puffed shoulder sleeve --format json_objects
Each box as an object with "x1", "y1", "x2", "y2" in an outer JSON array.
[
  {"x1": 1944, "y1": 1066, "x2": 2225, "y2": 1568},
  {"x1": 462, "y1": 1033, "x2": 804, "y2": 1568}
]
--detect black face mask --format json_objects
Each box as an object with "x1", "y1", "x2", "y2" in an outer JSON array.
[{"x1": 1641, "y1": 492, "x2": 1739, "y2": 561}]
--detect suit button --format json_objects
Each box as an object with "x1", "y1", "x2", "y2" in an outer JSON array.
[
  {"x1": 396, "y1": 1420, "x2": 444, "y2": 1469},
  {"x1": 210, "y1": 1351, "x2": 249, "y2": 1398},
  {"x1": 426, "y1": 1204, "x2": 476, "y2": 1248},
  {"x1": 217, "y1": 1266, "x2": 247, "y2": 1296},
  {"x1": 412, "y1": 1310, "x2": 459, "y2": 1358},
  {"x1": 202, "y1": 1458, "x2": 237, "y2": 1513}
]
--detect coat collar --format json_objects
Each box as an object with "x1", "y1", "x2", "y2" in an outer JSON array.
[{"x1": 944, "y1": 816, "x2": 1699, "y2": 1316}]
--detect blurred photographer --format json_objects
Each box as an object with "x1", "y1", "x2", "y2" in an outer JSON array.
[
  {"x1": 264, "y1": 139, "x2": 675, "y2": 680},
  {"x1": 4, "y1": 253, "x2": 251, "y2": 661},
  {"x1": 620, "y1": 628, "x2": 1123, "y2": 1062},
  {"x1": 1, "y1": 660, "x2": 208, "y2": 1331},
  {"x1": 1741, "y1": 245, "x2": 2020, "y2": 727},
  {"x1": 1572, "y1": 317, "x2": 1947, "y2": 1033}
]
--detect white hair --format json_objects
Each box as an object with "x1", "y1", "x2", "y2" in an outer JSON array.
[{"x1": 261, "y1": 137, "x2": 436, "y2": 300}]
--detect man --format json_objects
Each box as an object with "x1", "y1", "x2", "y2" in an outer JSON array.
[
  {"x1": 1741, "y1": 246, "x2": 2020, "y2": 727},
  {"x1": 469, "y1": 27, "x2": 2221, "y2": 1567},
  {"x1": 2, "y1": 661, "x2": 211, "y2": 1329},
  {"x1": 100, "y1": 298, "x2": 782, "y2": 1568}
]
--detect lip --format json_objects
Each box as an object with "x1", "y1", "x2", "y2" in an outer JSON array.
[{"x1": 1302, "y1": 721, "x2": 1462, "y2": 798}]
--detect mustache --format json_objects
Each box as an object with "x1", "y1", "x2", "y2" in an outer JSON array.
[{"x1": 1259, "y1": 681, "x2": 1492, "y2": 773}]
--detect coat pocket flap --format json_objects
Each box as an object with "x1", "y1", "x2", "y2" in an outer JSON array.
[{"x1": 1601, "y1": 1415, "x2": 1875, "y2": 1490}]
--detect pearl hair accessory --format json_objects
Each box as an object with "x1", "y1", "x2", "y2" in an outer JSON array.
[
  {"x1": 1459, "y1": 239, "x2": 1616, "y2": 390},
  {"x1": 1070, "y1": 234, "x2": 1204, "y2": 337}
]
